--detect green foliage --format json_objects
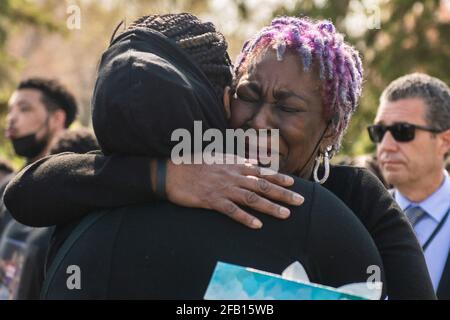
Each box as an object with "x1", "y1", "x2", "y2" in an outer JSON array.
[
  {"x1": 271, "y1": 0, "x2": 450, "y2": 156},
  {"x1": 0, "y1": 0, "x2": 62, "y2": 85},
  {"x1": 0, "y1": 0, "x2": 63, "y2": 168}
]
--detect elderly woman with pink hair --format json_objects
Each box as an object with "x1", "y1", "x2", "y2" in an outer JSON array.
[{"x1": 5, "y1": 14, "x2": 434, "y2": 299}]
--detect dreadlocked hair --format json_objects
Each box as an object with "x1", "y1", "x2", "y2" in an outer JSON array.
[
  {"x1": 234, "y1": 16, "x2": 364, "y2": 155},
  {"x1": 126, "y1": 13, "x2": 232, "y2": 100}
]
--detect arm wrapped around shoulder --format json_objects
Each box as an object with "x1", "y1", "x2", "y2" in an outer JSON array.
[{"x1": 3, "y1": 151, "x2": 155, "y2": 227}]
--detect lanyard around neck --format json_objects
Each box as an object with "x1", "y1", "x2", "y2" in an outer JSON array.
[{"x1": 422, "y1": 205, "x2": 450, "y2": 252}]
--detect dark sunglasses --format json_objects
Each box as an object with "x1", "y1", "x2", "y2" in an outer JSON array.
[{"x1": 367, "y1": 122, "x2": 443, "y2": 143}]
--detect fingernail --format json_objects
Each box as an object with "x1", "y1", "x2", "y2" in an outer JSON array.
[
  {"x1": 292, "y1": 193, "x2": 304, "y2": 205},
  {"x1": 252, "y1": 218, "x2": 263, "y2": 229},
  {"x1": 285, "y1": 176, "x2": 294, "y2": 185},
  {"x1": 279, "y1": 207, "x2": 291, "y2": 218}
]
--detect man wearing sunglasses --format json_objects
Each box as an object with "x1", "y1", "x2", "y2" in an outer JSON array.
[{"x1": 368, "y1": 73, "x2": 450, "y2": 299}]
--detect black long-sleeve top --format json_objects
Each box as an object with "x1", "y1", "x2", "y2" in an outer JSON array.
[
  {"x1": 3, "y1": 151, "x2": 436, "y2": 299},
  {"x1": 41, "y1": 177, "x2": 386, "y2": 299}
]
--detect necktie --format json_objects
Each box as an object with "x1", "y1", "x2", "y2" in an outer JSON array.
[{"x1": 405, "y1": 206, "x2": 427, "y2": 227}]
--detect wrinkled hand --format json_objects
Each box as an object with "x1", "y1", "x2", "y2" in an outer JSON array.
[{"x1": 164, "y1": 154, "x2": 304, "y2": 229}]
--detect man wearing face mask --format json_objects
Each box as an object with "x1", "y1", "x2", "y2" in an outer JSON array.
[
  {"x1": 1, "y1": 78, "x2": 77, "y2": 232},
  {"x1": 5, "y1": 78, "x2": 77, "y2": 163},
  {"x1": 0, "y1": 78, "x2": 77, "y2": 299}
]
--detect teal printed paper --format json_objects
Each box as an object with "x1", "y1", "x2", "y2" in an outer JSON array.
[{"x1": 204, "y1": 262, "x2": 367, "y2": 300}]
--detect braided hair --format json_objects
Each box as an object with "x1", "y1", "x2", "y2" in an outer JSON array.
[{"x1": 126, "y1": 13, "x2": 232, "y2": 100}]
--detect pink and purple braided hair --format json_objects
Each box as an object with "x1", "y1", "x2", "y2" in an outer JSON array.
[{"x1": 234, "y1": 16, "x2": 364, "y2": 154}]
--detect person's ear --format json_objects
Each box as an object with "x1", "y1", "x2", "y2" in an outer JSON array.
[
  {"x1": 49, "y1": 109, "x2": 67, "y2": 131},
  {"x1": 438, "y1": 128, "x2": 450, "y2": 158},
  {"x1": 223, "y1": 86, "x2": 231, "y2": 120}
]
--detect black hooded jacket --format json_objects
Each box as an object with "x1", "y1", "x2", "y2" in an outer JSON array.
[{"x1": 92, "y1": 27, "x2": 228, "y2": 157}]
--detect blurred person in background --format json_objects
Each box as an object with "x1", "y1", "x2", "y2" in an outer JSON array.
[
  {"x1": 368, "y1": 73, "x2": 450, "y2": 299},
  {"x1": 350, "y1": 154, "x2": 390, "y2": 189},
  {"x1": 49, "y1": 128, "x2": 99, "y2": 155},
  {"x1": 0, "y1": 158, "x2": 14, "y2": 239},
  {"x1": 0, "y1": 78, "x2": 78, "y2": 299},
  {"x1": 1, "y1": 77, "x2": 78, "y2": 225},
  {"x1": 1, "y1": 77, "x2": 77, "y2": 234},
  {"x1": 5, "y1": 78, "x2": 77, "y2": 164},
  {"x1": 0, "y1": 158, "x2": 14, "y2": 185},
  {"x1": 0, "y1": 128, "x2": 98, "y2": 300}
]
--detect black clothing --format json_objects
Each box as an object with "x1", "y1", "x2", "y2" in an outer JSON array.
[
  {"x1": 4, "y1": 156, "x2": 436, "y2": 299},
  {"x1": 42, "y1": 177, "x2": 385, "y2": 299},
  {"x1": 0, "y1": 215, "x2": 53, "y2": 300},
  {"x1": 0, "y1": 172, "x2": 53, "y2": 300},
  {"x1": 17, "y1": 226, "x2": 53, "y2": 299},
  {"x1": 0, "y1": 173, "x2": 14, "y2": 236},
  {"x1": 5, "y1": 151, "x2": 155, "y2": 227}
]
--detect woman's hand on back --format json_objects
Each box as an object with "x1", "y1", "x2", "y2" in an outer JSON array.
[{"x1": 160, "y1": 154, "x2": 305, "y2": 229}]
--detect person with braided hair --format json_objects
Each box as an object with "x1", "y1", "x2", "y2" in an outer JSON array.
[
  {"x1": 5, "y1": 14, "x2": 435, "y2": 299},
  {"x1": 126, "y1": 13, "x2": 232, "y2": 100}
]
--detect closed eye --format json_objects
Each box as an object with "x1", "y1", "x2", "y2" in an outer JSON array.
[
  {"x1": 277, "y1": 105, "x2": 301, "y2": 113},
  {"x1": 236, "y1": 92, "x2": 259, "y2": 103},
  {"x1": 19, "y1": 106, "x2": 32, "y2": 112}
]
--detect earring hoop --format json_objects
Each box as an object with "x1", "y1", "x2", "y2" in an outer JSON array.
[{"x1": 313, "y1": 146, "x2": 331, "y2": 184}]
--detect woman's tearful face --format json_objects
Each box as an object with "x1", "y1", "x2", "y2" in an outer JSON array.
[{"x1": 229, "y1": 49, "x2": 329, "y2": 176}]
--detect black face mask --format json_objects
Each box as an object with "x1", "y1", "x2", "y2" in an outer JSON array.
[
  {"x1": 11, "y1": 120, "x2": 50, "y2": 159},
  {"x1": 11, "y1": 133, "x2": 48, "y2": 159}
]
